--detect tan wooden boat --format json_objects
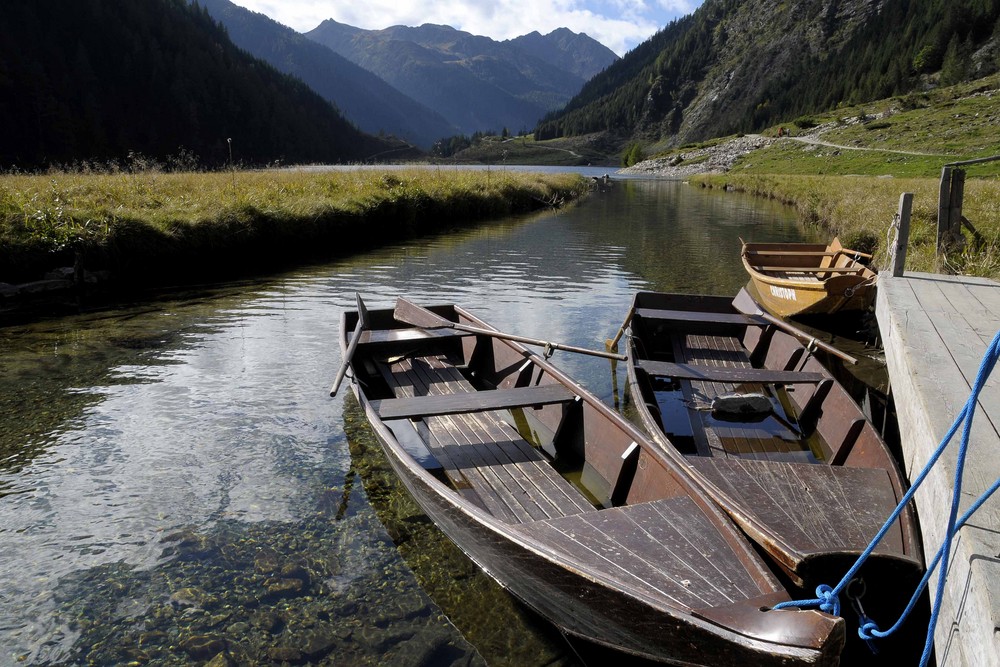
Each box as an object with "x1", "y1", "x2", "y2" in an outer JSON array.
[
  {"x1": 338, "y1": 296, "x2": 844, "y2": 666},
  {"x1": 741, "y1": 238, "x2": 877, "y2": 317}
]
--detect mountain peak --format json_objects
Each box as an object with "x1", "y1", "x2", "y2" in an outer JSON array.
[{"x1": 306, "y1": 21, "x2": 618, "y2": 136}]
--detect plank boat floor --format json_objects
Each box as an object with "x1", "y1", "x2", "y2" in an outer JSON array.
[
  {"x1": 378, "y1": 352, "x2": 595, "y2": 523},
  {"x1": 518, "y1": 497, "x2": 762, "y2": 609},
  {"x1": 673, "y1": 333, "x2": 811, "y2": 462},
  {"x1": 688, "y1": 457, "x2": 905, "y2": 556}
]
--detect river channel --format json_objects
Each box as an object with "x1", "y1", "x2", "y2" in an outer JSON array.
[{"x1": 0, "y1": 174, "x2": 826, "y2": 666}]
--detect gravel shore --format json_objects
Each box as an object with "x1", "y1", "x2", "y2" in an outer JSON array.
[{"x1": 619, "y1": 134, "x2": 775, "y2": 178}]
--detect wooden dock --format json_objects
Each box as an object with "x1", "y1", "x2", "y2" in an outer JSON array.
[{"x1": 876, "y1": 270, "x2": 1000, "y2": 667}]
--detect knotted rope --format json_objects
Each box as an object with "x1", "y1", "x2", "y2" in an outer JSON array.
[{"x1": 773, "y1": 329, "x2": 1000, "y2": 666}]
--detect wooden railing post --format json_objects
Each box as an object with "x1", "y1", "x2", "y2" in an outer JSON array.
[
  {"x1": 937, "y1": 166, "x2": 951, "y2": 252},
  {"x1": 890, "y1": 193, "x2": 913, "y2": 277},
  {"x1": 949, "y1": 168, "x2": 966, "y2": 250}
]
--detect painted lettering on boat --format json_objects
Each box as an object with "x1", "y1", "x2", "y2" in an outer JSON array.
[{"x1": 770, "y1": 285, "x2": 797, "y2": 301}]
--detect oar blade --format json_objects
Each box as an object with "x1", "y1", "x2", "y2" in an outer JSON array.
[
  {"x1": 732, "y1": 287, "x2": 763, "y2": 316},
  {"x1": 393, "y1": 297, "x2": 454, "y2": 329}
]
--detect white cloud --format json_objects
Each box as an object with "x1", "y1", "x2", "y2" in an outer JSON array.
[{"x1": 226, "y1": 0, "x2": 700, "y2": 56}]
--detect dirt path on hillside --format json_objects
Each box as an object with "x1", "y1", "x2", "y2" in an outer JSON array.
[
  {"x1": 786, "y1": 132, "x2": 948, "y2": 157},
  {"x1": 621, "y1": 121, "x2": 951, "y2": 177}
]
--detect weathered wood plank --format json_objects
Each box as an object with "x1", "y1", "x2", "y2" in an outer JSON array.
[
  {"x1": 360, "y1": 327, "x2": 470, "y2": 344},
  {"x1": 745, "y1": 250, "x2": 840, "y2": 258},
  {"x1": 376, "y1": 352, "x2": 594, "y2": 522},
  {"x1": 409, "y1": 358, "x2": 594, "y2": 518},
  {"x1": 636, "y1": 360, "x2": 825, "y2": 384},
  {"x1": 519, "y1": 497, "x2": 761, "y2": 609},
  {"x1": 635, "y1": 308, "x2": 766, "y2": 327},
  {"x1": 688, "y1": 458, "x2": 903, "y2": 555},
  {"x1": 876, "y1": 271, "x2": 1000, "y2": 666},
  {"x1": 402, "y1": 358, "x2": 565, "y2": 522},
  {"x1": 750, "y1": 266, "x2": 863, "y2": 274},
  {"x1": 672, "y1": 334, "x2": 806, "y2": 462},
  {"x1": 372, "y1": 383, "x2": 576, "y2": 419}
]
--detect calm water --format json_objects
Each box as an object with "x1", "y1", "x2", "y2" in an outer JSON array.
[{"x1": 0, "y1": 175, "x2": 821, "y2": 666}]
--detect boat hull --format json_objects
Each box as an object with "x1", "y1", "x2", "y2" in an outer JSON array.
[
  {"x1": 622, "y1": 290, "x2": 924, "y2": 658},
  {"x1": 359, "y1": 397, "x2": 836, "y2": 666},
  {"x1": 341, "y1": 301, "x2": 845, "y2": 666},
  {"x1": 741, "y1": 239, "x2": 876, "y2": 318}
]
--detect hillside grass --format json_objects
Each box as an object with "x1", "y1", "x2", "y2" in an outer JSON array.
[
  {"x1": 444, "y1": 134, "x2": 621, "y2": 167},
  {"x1": 0, "y1": 168, "x2": 589, "y2": 286},
  {"x1": 689, "y1": 73, "x2": 1000, "y2": 277}
]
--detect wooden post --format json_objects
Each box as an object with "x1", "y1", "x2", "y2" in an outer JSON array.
[
  {"x1": 891, "y1": 193, "x2": 912, "y2": 277},
  {"x1": 937, "y1": 166, "x2": 951, "y2": 252},
  {"x1": 949, "y1": 168, "x2": 966, "y2": 250}
]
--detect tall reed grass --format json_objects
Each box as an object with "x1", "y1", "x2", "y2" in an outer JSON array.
[
  {"x1": 693, "y1": 173, "x2": 1000, "y2": 278},
  {"x1": 0, "y1": 168, "x2": 588, "y2": 284}
]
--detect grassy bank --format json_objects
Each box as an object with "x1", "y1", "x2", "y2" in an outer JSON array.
[
  {"x1": 0, "y1": 168, "x2": 589, "y2": 287},
  {"x1": 682, "y1": 74, "x2": 1000, "y2": 278},
  {"x1": 691, "y1": 173, "x2": 1000, "y2": 277}
]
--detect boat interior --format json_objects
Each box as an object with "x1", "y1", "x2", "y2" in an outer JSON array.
[
  {"x1": 628, "y1": 295, "x2": 885, "y2": 470},
  {"x1": 351, "y1": 305, "x2": 688, "y2": 518},
  {"x1": 742, "y1": 240, "x2": 873, "y2": 282},
  {"x1": 346, "y1": 305, "x2": 802, "y2": 621}
]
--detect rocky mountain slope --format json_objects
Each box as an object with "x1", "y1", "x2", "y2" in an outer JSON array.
[
  {"x1": 538, "y1": 0, "x2": 1000, "y2": 150},
  {"x1": 199, "y1": 0, "x2": 457, "y2": 149},
  {"x1": 0, "y1": 0, "x2": 399, "y2": 169},
  {"x1": 306, "y1": 21, "x2": 618, "y2": 136}
]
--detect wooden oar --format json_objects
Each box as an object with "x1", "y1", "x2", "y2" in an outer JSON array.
[
  {"x1": 606, "y1": 305, "x2": 635, "y2": 352},
  {"x1": 330, "y1": 293, "x2": 370, "y2": 397},
  {"x1": 393, "y1": 297, "x2": 627, "y2": 362},
  {"x1": 732, "y1": 288, "x2": 859, "y2": 365}
]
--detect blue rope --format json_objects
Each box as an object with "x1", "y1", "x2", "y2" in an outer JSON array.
[{"x1": 773, "y1": 329, "x2": 1000, "y2": 666}]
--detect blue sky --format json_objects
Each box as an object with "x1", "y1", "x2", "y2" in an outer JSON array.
[{"x1": 228, "y1": 0, "x2": 703, "y2": 56}]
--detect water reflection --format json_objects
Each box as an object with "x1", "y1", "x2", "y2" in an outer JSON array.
[{"x1": 0, "y1": 178, "x2": 818, "y2": 664}]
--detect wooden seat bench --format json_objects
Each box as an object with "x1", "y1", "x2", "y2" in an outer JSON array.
[
  {"x1": 635, "y1": 308, "x2": 767, "y2": 327},
  {"x1": 377, "y1": 352, "x2": 595, "y2": 524},
  {"x1": 358, "y1": 326, "x2": 471, "y2": 345},
  {"x1": 750, "y1": 265, "x2": 863, "y2": 274},
  {"x1": 371, "y1": 383, "x2": 577, "y2": 419},
  {"x1": 635, "y1": 359, "x2": 826, "y2": 384}
]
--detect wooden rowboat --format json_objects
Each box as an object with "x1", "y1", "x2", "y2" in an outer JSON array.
[
  {"x1": 339, "y1": 296, "x2": 844, "y2": 666},
  {"x1": 741, "y1": 238, "x2": 877, "y2": 317},
  {"x1": 623, "y1": 289, "x2": 924, "y2": 647}
]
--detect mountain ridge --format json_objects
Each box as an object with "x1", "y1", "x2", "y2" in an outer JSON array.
[
  {"x1": 305, "y1": 20, "x2": 619, "y2": 136},
  {"x1": 198, "y1": 0, "x2": 458, "y2": 149},
  {"x1": 537, "y1": 0, "x2": 1000, "y2": 150},
  {"x1": 0, "y1": 0, "x2": 403, "y2": 169}
]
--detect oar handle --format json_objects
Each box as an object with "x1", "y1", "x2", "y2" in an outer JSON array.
[
  {"x1": 454, "y1": 321, "x2": 627, "y2": 361},
  {"x1": 758, "y1": 311, "x2": 858, "y2": 365},
  {"x1": 330, "y1": 315, "x2": 364, "y2": 396}
]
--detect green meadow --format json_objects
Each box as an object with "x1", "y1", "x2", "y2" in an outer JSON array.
[{"x1": 0, "y1": 168, "x2": 588, "y2": 286}]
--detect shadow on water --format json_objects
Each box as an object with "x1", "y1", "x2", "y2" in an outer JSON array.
[
  {"x1": 48, "y1": 485, "x2": 485, "y2": 666},
  {"x1": 343, "y1": 393, "x2": 582, "y2": 667}
]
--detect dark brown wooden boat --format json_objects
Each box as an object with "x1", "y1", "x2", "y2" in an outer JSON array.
[
  {"x1": 338, "y1": 296, "x2": 845, "y2": 666},
  {"x1": 622, "y1": 289, "x2": 924, "y2": 627}
]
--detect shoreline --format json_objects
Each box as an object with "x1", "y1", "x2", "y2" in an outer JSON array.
[{"x1": 0, "y1": 169, "x2": 590, "y2": 321}]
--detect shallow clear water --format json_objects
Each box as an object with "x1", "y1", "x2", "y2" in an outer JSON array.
[{"x1": 0, "y1": 176, "x2": 820, "y2": 665}]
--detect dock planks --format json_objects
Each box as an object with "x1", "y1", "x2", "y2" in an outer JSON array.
[{"x1": 876, "y1": 271, "x2": 1000, "y2": 667}]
